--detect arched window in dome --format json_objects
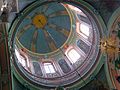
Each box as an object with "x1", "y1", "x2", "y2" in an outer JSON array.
[
  {"x1": 32, "y1": 62, "x2": 43, "y2": 76},
  {"x1": 58, "y1": 59, "x2": 71, "y2": 73},
  {"x1": 80, "y1": 23, "x2": 90, "y2": 36},
  {"x1": 77, "y1": 39, "x2": 90, "y2": 54},
  {"x1": 76, "y1": 22, "x2": 90, "y2": 39},
  {"x1": 44, "y1": 63, "x2": 55, "y2": 74},
  {"x1": 66, "y1": 48, "x2": 81, "y2": 64},
  {"x1": 15, "y1": 49, "x2": 26, "y2": 67}
]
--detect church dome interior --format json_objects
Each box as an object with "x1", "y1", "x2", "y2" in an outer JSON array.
[
  {"x1": 11, "y1": 1, "x2": 101, "y2": 88},
  {"x1": 0, "y1": 0, "x2": 120, "y2": 90}
]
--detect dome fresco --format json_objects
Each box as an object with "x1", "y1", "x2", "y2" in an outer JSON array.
[
  {"x1": 16, "y1": 2, "x2": 71, "y2": 54},
  {"x1": 10, "y1": 1, "x2": 102, "y2": 88}
]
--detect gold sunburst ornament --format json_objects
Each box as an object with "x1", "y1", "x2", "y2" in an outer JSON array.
[{"x1": 32, "y1": 14, "x2": 47, "y2": 29}]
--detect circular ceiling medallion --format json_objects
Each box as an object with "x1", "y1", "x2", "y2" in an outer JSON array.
[{"x1": 32, "y1": 14, "x2": 47, "y2": 29}]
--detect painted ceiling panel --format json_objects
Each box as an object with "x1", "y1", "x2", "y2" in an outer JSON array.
[
  {"x1": 44, "y1": 3, "x2": 65, "y2": 16},
  {"x1": 16, "y1": 2, "x2": 71, "y2": 54},
  {"x1": 36, "y1": 30, "x2": 50, "y2": 54},
  {"x1": 48, "y1": 16, "x2": 71, "y2": 30},
  {"x1": 47, "y1": 26, "x2": 67, "y2": 48},
  {"x1": 19, "y1": 27, "x2": 35, "y2": 50}
]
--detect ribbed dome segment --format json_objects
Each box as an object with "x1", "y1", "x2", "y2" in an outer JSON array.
[{"x1": 17, "y1": 2, "x2": 71, "y2": 54}]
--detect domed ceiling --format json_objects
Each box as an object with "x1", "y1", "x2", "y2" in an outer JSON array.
[
  {"x1": 16, "y1": 2, "x2": 71, "y2": 54},
  {"x1": 10, "y1": 1, "x2": 103, "y2": 89}
]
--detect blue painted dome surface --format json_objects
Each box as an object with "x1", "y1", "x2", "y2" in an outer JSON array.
[{"x1": 17, "y1": 2, "x2": 71, "y2": 54}]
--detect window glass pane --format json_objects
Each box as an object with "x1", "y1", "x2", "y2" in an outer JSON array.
[
  {"x1": 15, "y1": 49, "x2": 26, "y2": 67},
  {"x1": 33, "y1": 62, "x2": 43, "y2": 76},
  {"x1": 80, "y1": 23, "x2": 89, "y2": 36},
  {"x1": 20, "y1": 56, "x2": 26, "y2": 67},
  {"x1": 68, "y1": 49, "x2": 80, "y2": 63},
  {"x1": 77, "y1": 39, "x2": 90, "y2": 54},
  {"x1": 49, "y1": 65, "x2": 55, "y2": 73},
  {"x1": 15, "y1": 49, "x2": 20, "y2": 59},
  {"x1": 44, "y1": 65, "x2": 50, "y2": 73},
  {"x1": 44, "y1": 63, "x2": 55, "y2": 74},
  {"x1": 58, "y1": 59, "x2": 71, "y2": 73}
]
